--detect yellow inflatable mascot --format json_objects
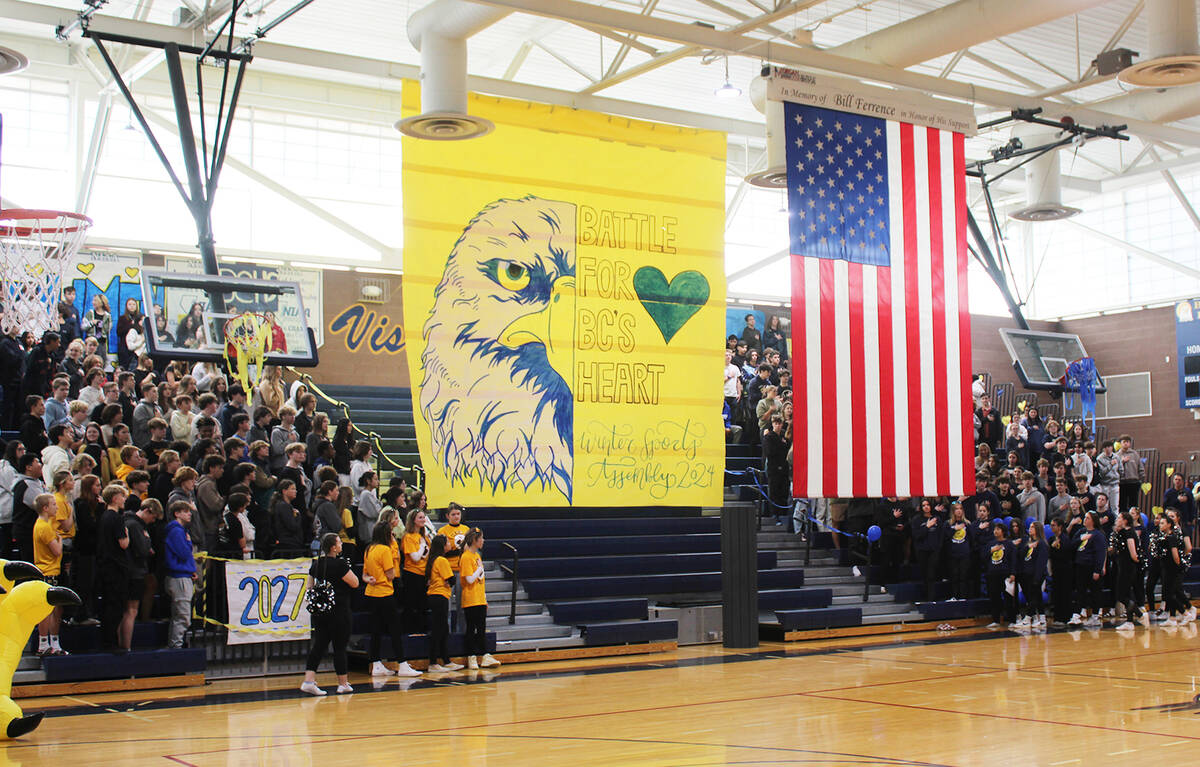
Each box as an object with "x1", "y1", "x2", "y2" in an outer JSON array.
[
  {"x1": 0, "y1": 570, "x2": 79, "y2": 739},
  {"x1": 0, "y1": 562, "x2": 42, "y2": 607}
]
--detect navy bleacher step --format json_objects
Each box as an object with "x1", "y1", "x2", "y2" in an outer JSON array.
[
  {"x1": 758, "y1": 588, "x2": 833, "y2": 611},
  {"x1": 883, "y1": 581, "x2": 949, "y2": 603},
  {"x1": 916, "y1": 599, "x2": 989, "y2": 621},
  {"x1": 513, "y1": 552, "x2": 776, "y2": 579},
  {"x1": 522, "y1": 568, "x2": 804, "y2": 601},
  {"x1": 41, "y1": 648, "x2": 205, "y2": 683},
  {"x1": 483, "y1": 533, "x2": 721, "y2": 560},
  {"x1": 581, "y1": 619, "x2": 678, "y2": 646},
  {"x1": 546, "y1": 599, "x2": 649, "y2": 625},
  {"x1": 315, "y1": 384, "x2": 413, "y2": 399},
  {"x1": 725, "y1": 442, "x2": 757, "y2": 459},
  {"x1": 468, "y1": 506, "x2": 702, "y2": 521},
  {"x1": 57, "y1": 620, "x2": 167, "y2": 654},
  {"x1": 773, "y1": 607, "x2": 863, "y2": 632},
  {"x1": 482, "y1": 517, "x2": 720, "y2": 539}
]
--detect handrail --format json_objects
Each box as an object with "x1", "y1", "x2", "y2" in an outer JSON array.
[
  {"x1": 287, "y1": 368, "x2": 425, "y2": 490},
  {"x1": 500, "y1": 542, "x2": 518, "y2": 625}
]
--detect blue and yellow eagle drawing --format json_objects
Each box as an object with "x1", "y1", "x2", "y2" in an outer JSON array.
[{"x1": 420, "y1": 196, "x2": 577, "y2": 503}]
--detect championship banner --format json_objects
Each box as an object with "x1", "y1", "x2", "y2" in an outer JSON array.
[
  {"x1": 222, "y1": 558, "x2": 311, "y2": 645},
  {"x1": 401, "y1": 84, "x2": 726, "y2": 507}
]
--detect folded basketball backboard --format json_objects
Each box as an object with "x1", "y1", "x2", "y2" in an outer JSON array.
[
  {"x1": 998, "y1": 328, "x2": 1105, "y2": 394},
  {"x1": 139, "y1": 269, "x2": 318, "y2": 366}
]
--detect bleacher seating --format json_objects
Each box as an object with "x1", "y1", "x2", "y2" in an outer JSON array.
[
  {"x1": 581, "y1": 619, "x2": 678, "y2": 645},
  {"x1": 41, "y1": 648, "x2": 205, "y2": 683},
  {"x1": 774, "y1": 607, "x2": 863, "y2": 631}
]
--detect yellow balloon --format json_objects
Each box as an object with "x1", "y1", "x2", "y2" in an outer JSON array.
[
  {"x1": 1113, "y1": 441, "x2": 1121, "y2": 451},
  {"x1": 1062, "y1": 421, "x2": 1071, "y2": 432},
  {"x1": 1141, "y1": 482, "x2": 1153, "y2": 494},
  {"x1": 1153, "y1": 506, "x2": 1164, "y2": 515},
  {"x1": 1001, "y1": 415, "x2": 1011, "y2": 426},
  {"x1": 1166, "y1": 467, "x2": 1175, "y2": 477},
  {"x1": 1017, "y1": 401, "x2": 1026, "y2": 412}
]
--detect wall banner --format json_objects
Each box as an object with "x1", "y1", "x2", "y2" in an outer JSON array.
[
  {"x1": 164, "y1": 258, "x2": 325, "y2": 348},
  {"x1": 67, "y1": 250, "x2": 145, "y2": 353},
  {"x1": 401, "y1": 84, "x2": 727, "y2": 507},
  {"x1": 223, "y1": 558, "x2": 311, "y2": 645}
]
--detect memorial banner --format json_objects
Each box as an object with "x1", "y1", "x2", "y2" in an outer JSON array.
[
  {"x1": 223, "y1": 558, "x2": 311, "y2": 645},
  {"x1": 402, "y1": 84, "x2": 726, "y2": 507}
]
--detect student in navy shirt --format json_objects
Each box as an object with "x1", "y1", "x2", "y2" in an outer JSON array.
[
  {"x1": 945, "y1": 503, "x2": 972, "y2": 600},
  {"x1": 1015, "y1": 520, "x2": 1048, "y2": 628},
  {"x1": 985, "y1": 523, "x2": 1016, "y2": 627},
  {"x1": 911, "y1": 499, "x2": 944, "y2": 602},
  {"x1": 1161, "y1": 474, "x2": 1196, "y2": 538},
  {"x1": 962, "y1": 474, "x2": 1002, "y2": 521},
  {"x1": 1109, "y1": 511, "x2": 1145, "y2": 629},
  {"x1": 1047, "y1": 517, "x2": 1075, "y2": 626},
  {"x1": 1069, "y1": 511, "x2": 1107, "y2": 627},
  {"x1": 969, "y1": 504, "x2": 994, "y2": 598}
]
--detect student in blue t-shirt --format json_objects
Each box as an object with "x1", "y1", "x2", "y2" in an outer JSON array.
[{"x1": 985, "y1": 522, "x2": 1015, "y2": 627}]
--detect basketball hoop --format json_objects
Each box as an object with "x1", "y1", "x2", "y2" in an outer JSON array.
[
  {"x1": 0, "y1": 209, "x2": 92, "y2": 337},
  {"x1": 224, "y1": 311, "x2": 272, "y2": 394}
]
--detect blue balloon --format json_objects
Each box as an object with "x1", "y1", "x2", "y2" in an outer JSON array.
[
  {"x1": 867, "y1": 525, "x2": 882, "y2": 543},
  {"x1": 1003, "y1": 516, "x2": 1013, "y2": 527},
  {"x1": 1043, "y1": 523, "x2": 1053, "y2": 540},
  {"x1": 1024, "y1": 517, "x2": 1035, "y2": 528},
  {"x1": 1140, "y1": 513, "x2": 1149, "y2": 528}
]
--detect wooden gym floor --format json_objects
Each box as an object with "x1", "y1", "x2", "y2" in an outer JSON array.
[{"x1": 5, "y1": 625, "x2": 1200, "y2": 766}]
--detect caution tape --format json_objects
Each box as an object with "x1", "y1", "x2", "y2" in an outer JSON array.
[{"x1": 192, "y1": 552, "x2": 315, "y2": 637}]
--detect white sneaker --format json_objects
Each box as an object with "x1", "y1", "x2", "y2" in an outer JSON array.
[
  {"x1": 1139, "y1": 613, "x2": 1151, "y2": 627},
  {"x1": 467, "y1": 656, "x2": 479, "y2": 670},
  {"x1": 1015, "y1": 616, "x2": 1030, "y2": 627},
  {"x1": 1116, "y1": 621, "x2": 1135, "y2": 631},
  {"x1": 1155, "y1": 610, "x2": 1168, "y2": 621},
  {"x1": 479, "y1": 653, "x2": 501, "y2": 668},
  {"x1": 394, "y1": 661, "x2": 422, "y2": 677},
  {"x1": 370, "y1": 661, "x2": 394, "y2": 677},
  {"x1": 987, "y1": 622, "x2": 1001, "y2": 628},
  {"x1": 1084, "y1": 616, "x2": 1101, "y2": 628},
  {"x1": 427, "y1": 664, "x2": 448, "y2": 673},
  {"x1": 336, "y1": 683, "x2": 354, "y2": 694},
  {"x1": 300, "y1": 681, "x2": 326, "y2": 696},
  {"x1": 1067, "y1": 614, "x2": 1082, "y2": 626},
  {"x1": 1036, "y1": 615, "x2": 1047, "y2": 627},
  {"x1": 1161, "y1": 618, "x2": 1179, "y2": 627},
  {"x1": 442, "y1": 662, "x2": 465, "y2": 671},
  {"x1": 851, "y1": 566, "x2": 861, "y2": 577}
]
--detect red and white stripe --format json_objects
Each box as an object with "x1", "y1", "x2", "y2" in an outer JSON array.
[{"x1": 791, "y1": 123, "x2": 973, "y2": 499}]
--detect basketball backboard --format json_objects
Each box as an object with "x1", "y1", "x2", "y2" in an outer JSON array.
[
  {"x1": 139, "y1": 269, "x2": 318, "y2": 366},
  {"x1": 998, "y1": 328, "x2": 1105, "y2": 393}
]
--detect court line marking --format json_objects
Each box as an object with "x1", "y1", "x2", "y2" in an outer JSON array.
[{"x1": 799, "y1": 691, "x2": 1200, "y2": 743}]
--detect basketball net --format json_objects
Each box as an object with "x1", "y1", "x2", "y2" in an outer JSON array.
[
  {"x1": 0, "y1": 210, "x2": 92, "y2": 337},
  {"x1": 224, "y1": 312, "x2": 272, "y2": 394}
]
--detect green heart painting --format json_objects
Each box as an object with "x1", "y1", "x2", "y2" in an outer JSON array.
[{"x1": 633, "y1": 267, "x2": 710, "y2": 343}]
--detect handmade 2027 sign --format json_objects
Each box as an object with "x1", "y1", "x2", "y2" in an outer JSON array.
[{"x1": 402, "y1": 87, "x2": 726, "y2": 507}]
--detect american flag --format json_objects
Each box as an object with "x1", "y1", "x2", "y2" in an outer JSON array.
[{"x1": 786, "y1": 101, "x2": 973, "y2": 498}]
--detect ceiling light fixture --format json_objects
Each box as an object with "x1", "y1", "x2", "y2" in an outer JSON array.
[{"x1": 715, "y1": 55, "x2": 741, "y2": 99}]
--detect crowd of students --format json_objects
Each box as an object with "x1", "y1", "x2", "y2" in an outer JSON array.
[{"x1": 0, "y1": 311, "x2": 501, "y2": 686}]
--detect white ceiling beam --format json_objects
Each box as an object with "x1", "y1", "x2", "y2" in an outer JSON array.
[
  {"x1": 502, "y1": 40, "x2": 532, "y2": 80},
  {"x1": 577, "y1": 24, "x2": 657, "y2": 56},
  {"x1": 465, "y1": 0, "x2": 1200, "y2": 148},
  {"x1": 939, "y1": 48, "x2": 968, "y2": 78},
  {"x1": 1064, "y1": 219, "x2": 1200, "y2": 281},
  {"x1": 602, "y1": 0, "x2": 659, "y2": 81},
  {"x1": 533, "y1": 41, "x2": 597, "y2": 83},
  {"x1": 691, "y1": 0, "x2": 789, "y2": 38},
  {"x1": 1150, "y1": 146, "x2": 1200, "y2": 235},
  {"x1": 576, "y1": 0, "x2": 826, "y2": 96},
  {"x1": 963, "y1": 50, "x2": 1068, "y2": 97},
  {"x1": 1077, "y1": 0, "x2": 1144, "y2": 83}
]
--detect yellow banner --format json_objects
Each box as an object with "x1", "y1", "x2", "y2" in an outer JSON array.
[{"x1": 401, "y1": 85, "x2": 726, "y2": 507}]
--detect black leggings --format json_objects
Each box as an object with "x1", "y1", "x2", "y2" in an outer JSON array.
[
  {"x1": 1019, "y1": 574, "x2": 1043, "y2": 617},
  {"x1": 1051, "y1": 564, "x2": 1074, "y2": 620},
  {"x1": 1160, "y1": 564, "x2": 1187, "y2": 615},
  {"x1": 367, "y1": 594, "x2": 406, "y2": 662},
  {"x1": 917, "y1": 550, "x2": 940, "y2": 601},
  {"x1": 1114, "y1": 560, "x2": 1141, "y2": 619},
  {"x1": 947, "y1": 556, "x2": 969, "y2": 600},
  {"x1": 1146, "y1": 560, "x2": 1161, "y2": 611},
  {"x1": 428, "y1": 594, "x2": 450, "y2": 665},
  {"x1": 99, "y1": 571, "x2": 126, "y2": 649},
  {"x1": 986, "y1": 571, "x2": 1014, "y2": 622},
  {"x1": 464, "y1": 605, "x2": 487, "y2": 657},
  {"x1": 1074, "y1": 564, "x2": 1101, "y2": 613},
  {"x1": 401, "y1": 570, "x2": 427, "y2": 633},
  {"x1": 306, "y1": 612, "x2": 350, "y2": 675}
]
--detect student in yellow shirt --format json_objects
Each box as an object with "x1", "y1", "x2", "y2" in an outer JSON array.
[
  {"x1": 362, "y1": 523, "x2": 422, "y2": 678},
  {"x1": 425, "y1": 535, "x2": 462, "y2": 672},
  {"x1": 335, "y1": 486, "x2": 358, "y2": 562},
  {"x1": 437, "y1": 503, "x2": 469, "y2": 573},
  {"x1": 33, "y1": 493, "x2": 67, "y2": 656},
  {"x1": 401, "y1": 509, "x2": 431, "y2": 633},
  {"x1": 51, "y1": 470, "x2": 76, "y2": 540},
  {"x1": 460, "y1": 528, "x2": 500, "y2": 670}
]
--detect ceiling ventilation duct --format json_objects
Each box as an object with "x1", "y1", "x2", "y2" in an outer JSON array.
[
  {"x1": 745, "y1": 75, "x2": 787, "y2": 188},
  {"x1": 1007, "y1": 126, "x2": 1080, "y2": 222},
  {"x1": 397, "y1": 0, "x2": 510, "y2": 140},
  {"x1": 1119, "y1": 0, "x2": 1200, "y2": 87}
]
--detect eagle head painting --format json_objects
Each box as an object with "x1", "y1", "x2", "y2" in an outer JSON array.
[{"x1": 420, "y1": 196, "x2": 576, "y2": 503}]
